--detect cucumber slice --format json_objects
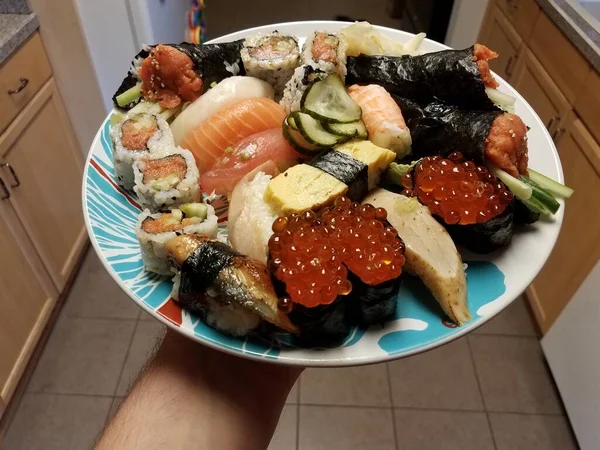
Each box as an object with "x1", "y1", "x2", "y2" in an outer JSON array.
[
  {"x1": 287, "y1": 115, "x2": 300, "y2": 131},
  {"x1": 282, "y1": 117, "x2": 322, "y2": 155},
  {"x1": 180, "y1": 203, "x2": 208, "y2": 220},
  {"x1": 301, "y1": 74, "x2": 362, "y2": 124},
  {"x1": 293, "y1": 112, "x2": 348, "y2": 147},
  {"x1": 324, "y1": 120, "x2": 368, "y2": 139}
]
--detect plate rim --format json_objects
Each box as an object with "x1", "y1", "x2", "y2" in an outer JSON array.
[{"x1": 82, "y1": 20, "x2": 563, "y2": 367}]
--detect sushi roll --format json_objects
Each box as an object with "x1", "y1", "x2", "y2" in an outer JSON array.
[
  {"x1": 346, "y1": 44, "x2": 501, "y2": 111},
  {"x1": 241, "y1": 31, "x2": 300, "y2": 96},
  {"x1": 166, "y1": 234, "x2": 298, "y2": 337},
  {"x1": 113, "y1": 41, "x2": 245, "y2": 110},
  {"x1": 280, "y1": 65, "x2": 327, "y2": 113},
  {"x1": 133, "y1": 148, "x2": 200, "y2": 212},
  {"x1": 110, "y1": 112, "x2": 174, "y2": 189},
  {"x1": 348, "y1": 84, "x2": 412, "y2": 158},
  {"x1": 407, "y1": 152, "x2": 515, "y2": 253},
  {"x1": 135, "y1": 203, "x2": 217, "y2": 275},
  {"x1": 301, "y1": 31, "x2": 348, "y2": 78}
]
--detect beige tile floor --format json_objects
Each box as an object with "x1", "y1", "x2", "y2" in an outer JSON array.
[{"x1": 1, "y1": 250, "x2": 579, "y2": 450}]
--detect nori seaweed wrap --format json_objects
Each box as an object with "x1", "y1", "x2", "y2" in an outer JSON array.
[
  {"x1": 113, "y1": 41, "x2": 245, "y2": 110},
  {"x1": 308, "y1": 150, "x2": 368, "y2": 202},
  {"x1": 393, "y1": 96, "x2": 502, "y2": 165},
  {"x1": 289, "y1": 301, "x2": 350, "y2": 345},
  {"x1": 346, "y1": 45, "x2": 498, "y2": 111},
  {"x1": 347, "y1": 275, "x2": 401, "y2": 325}
]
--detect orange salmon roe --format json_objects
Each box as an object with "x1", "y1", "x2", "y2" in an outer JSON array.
[
  {"x1": 268, "y1": 197, "x2": 405, "y2": 308},
  {"x1": 410, "y1": 152, "x2": 513, "y2": 225}
]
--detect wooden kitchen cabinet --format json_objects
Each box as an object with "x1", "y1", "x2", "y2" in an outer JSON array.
[
  {"x1": 493, "y1": 0, "x2": 539, "y2": 41},
  {"x1": 511, "y1": 48, "x2": 571, "y2": 138},
  {"x1": 0, "y1": 78, "x2": 86, "y2": 291},
  {"x1": 478, "y1": 4, "x2": 522, "y2": 81},
  {"x1": 0, "y1": 202, "x2": 57, "y2": 402},
  {"x1": 528, "y1": 115, "x2": 600, "y2": 333}
]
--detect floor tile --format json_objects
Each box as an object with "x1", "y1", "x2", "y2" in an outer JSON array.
[
  {"x1": 298, "y1": 406, "x2": 395, "y2": 450},
  {"x1": 28, "y1": 317, "x2": 136, "y2": 395},
  {"x1": 489, "y1": 413, "x2": 578, "y2": 450},
  {"x1": 268, "y1": 405, "x2": 298, "y2": 450},
  {"x1": 469, "y1": 335, "x2": 562, "y2": 414},
  {"x1": 116, "y1": 321, "x2": 165, "y2": 396},
  {"x1": 394, "y1": 409, "x2": 495, "y2": 450},
  {"x1": 388, "y1": 338, "x2": 484, "y2": 410},
  {"x1": 287, "y1": 379, "x2": 299, "y2": 404},
  {"x1": 474, "y1": 296, "x2": 537, "y2": 337},
  {"x1": 1, "y1": 393, "x2": 111, "y2": 450},
  {"x1": 300, "y1": 364, "x2": 390, "y2": 407},
  {"x1": 62, "y1": 250, "x2": 140, "y2": 320},
  {"x1": 106, "y1": 396, "x2": 125, "y2": 425}
]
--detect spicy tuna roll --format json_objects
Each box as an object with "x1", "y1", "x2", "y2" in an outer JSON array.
[
  {"x1": 301, "y1": 31, "x2": 348, "y2": 78},
  {"x1": 110, "y1": 112, "x2": 174, "y2": 189},
  {"x1": 133, "y1": 148, "x2": 200, "y2": 212},
  {"x1": 241, "y1": 31, "x2": 300, "y2": 95},
  {"x1": 135, "y1": 203, "x2": 217, "y2": 275}
]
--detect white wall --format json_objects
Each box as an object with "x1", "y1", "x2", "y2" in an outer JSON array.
[
  {"x1": 445, "y1": 0, "x2": 490, "y2": 48},
  {"x1": 74, "y1": 0, "x2": 138, "y2": 112}
]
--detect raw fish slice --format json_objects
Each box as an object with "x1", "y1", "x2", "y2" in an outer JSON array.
[
  {"x1": 228, "y1": 162, "x2": 280, "y2": 265},
  {"x1": 180, "y1": 98, "x2": 287, "y2": 173},
  {"x1": 166, "y1": 234, "x2": 298, "y2": 335},
  {"x1": 201, "y1": 128, "x2": 303, "y2": 196},
  {"x1": 170, "y1": 76, "x2": 275, "y2": 144},
  {"x1": 363, "y1": 188, "x2": 470, "y2": 325}
]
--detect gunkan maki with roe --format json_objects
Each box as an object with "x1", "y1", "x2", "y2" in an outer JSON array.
[
  {"x1": 402, "y1": 152, "x2": 515, "y2": 253},
  {"x1": 268, "y1": 197, "x2": 406, "y2": 343}
]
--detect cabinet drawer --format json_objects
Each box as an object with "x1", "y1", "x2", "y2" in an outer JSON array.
[
  {"x1": 529, "y1": 13, "x2": 590, "y2": 104},
  {"x1": 494, "y1": 0, "x2": 539, "y2": 40},
  {"x1": 574, "y1": 70, "x2": 600, "y2": 144},
  {"x1": 0, "y1": 33, "x2": 52, "y2": 135}
]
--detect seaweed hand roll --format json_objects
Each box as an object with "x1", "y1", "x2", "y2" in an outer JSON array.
[
  {"x1": 346, "y1": 44, "x2": 500, "y2": 111},
  {"x1": 167, "y1": 235, "x2": 298, "y2": 337}
]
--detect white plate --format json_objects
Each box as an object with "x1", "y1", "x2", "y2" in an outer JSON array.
[{"x1": 82, "y1": 21, "x2": 563, "y2": 367}]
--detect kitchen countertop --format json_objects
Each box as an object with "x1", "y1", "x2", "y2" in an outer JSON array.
[
  {"x1": 0, "y1": 12, "x2": 39, "y2": 66},
  {"x1": 537, "y1": 0, "x2": 600, "y2": 71}
]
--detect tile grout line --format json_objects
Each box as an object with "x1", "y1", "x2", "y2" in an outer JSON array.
[
  {"x1": 385, "y1": 363, "x2": 399, "y2": 450},
  {"x1": 465, "y1": 336, "x2": 498, "y2": 450},
  {"x1": 474, "y1": 332, "x2": 539, "y2": 340}
]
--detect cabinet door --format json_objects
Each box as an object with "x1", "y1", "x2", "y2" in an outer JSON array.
[
  {"x1": 528, "y1": 115, "x2": 600, "y2": 333},
  {"x1": 494, "y1": 0, "x2": 539, "y2": 41},
  {"x1": 0, "y1": 201, "x2": 57, "y2": 402},
  {"x1": 478, "y1": 5, "x2": 521, "y2": 81},
  {"x1": 511, "y1": 48, "x2": 571, "y2": 139},
  {"x1": 0, "y1": 78, "x2": 86, "y2": 291}
]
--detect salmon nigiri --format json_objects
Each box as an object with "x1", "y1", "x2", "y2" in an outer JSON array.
[
  {"x1": 348, "y1": 84, "x2": 412, "y2": 158},
  {"x1": 201, "y1": 128, "x2": 304, "y2": 196},
  {"x1": 180, "y1": 97, "x2": 287, "y2": 173}
]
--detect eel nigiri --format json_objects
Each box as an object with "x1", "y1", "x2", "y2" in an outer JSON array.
[
  {"x1": 180, "y1": 97, "x2": 287, "y2": 173},
  {"x1": 166, "y1": 234, "x2": 298, "y2": 336},
  {"x1": 201, "y1": 128, "x2": 304, "y2": 196},
  {"x1": 363, "y1": 188, "x2": 470, "y2": 325},
  {"x1": 348, "y1": 84, "x2": 412, "y2": 158},
  {"x1": 170, "y1": 76, "x2": 275, "y2": 144}
]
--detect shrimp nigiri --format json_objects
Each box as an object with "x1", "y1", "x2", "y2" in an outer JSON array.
[{"x1": 348, "y1": 84, "x2": 412, "y2": 158}]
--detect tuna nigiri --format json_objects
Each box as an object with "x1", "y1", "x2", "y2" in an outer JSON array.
[
  {"x1": 180, "y1": 98, "x2": 287, "y2": 173},
  {"x1": 200, "y1": 128, "x2": 304, "y2": 196},
  {"x1": 348, "y1": 84, "x2": 412, "y2": 158}
]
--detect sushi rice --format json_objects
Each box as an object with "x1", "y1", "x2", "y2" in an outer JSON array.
[
  {"x1": 136, "y1": 205, "x2": 218, "y2": 276},
  {"x1": 133, "y1": 148, "x2": 201, "y2": 212},
  {"x1": 241, "y1": 31, "x2": 300, "y2": 96},
  {"x1": 280, "y1": 65, "x2": 327, "y2": 113},
  {"x1": 110, "y1": 111, "x2": 174, "y2": 189}
]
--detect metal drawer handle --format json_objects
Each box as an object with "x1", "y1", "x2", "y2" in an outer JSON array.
[
  {"x1": 0, "y1": 178, "x2": 9, "y2": 200},
  {"x1": 546, "y1": 115, "x2": 560, "y2": 133},
  {"x1": 552, "y1": 127, "x2": 565, "y2": 142},
  {"x1": 8, "y1": 78, "x2": 29, "y2": 95},
  {"x1": 0, "y1": 163, "x2": 20, "y2": 187}
]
